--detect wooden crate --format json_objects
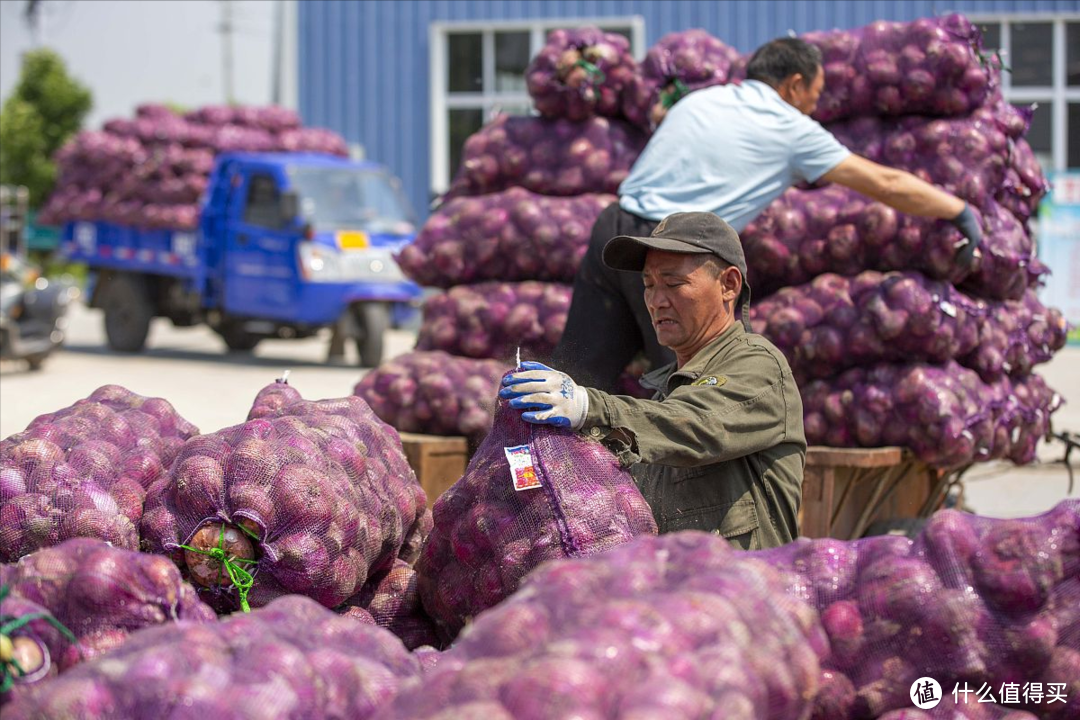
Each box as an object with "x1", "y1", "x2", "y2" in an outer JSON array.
[
  {"x1": 399, "y1": 432, "x2": 469, "y2": 508},
  {"x1": 799, "y1": 446, "x2": 947, "y2": 540}
]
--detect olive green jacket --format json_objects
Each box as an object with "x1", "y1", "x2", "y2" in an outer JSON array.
[{"x1": 581, "y1": 323, "x2": 806, "y2": 549}]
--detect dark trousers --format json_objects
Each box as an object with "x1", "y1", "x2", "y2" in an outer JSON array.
[{"x1": 549, "y1": 202, "x2": 675, "y2": 393}]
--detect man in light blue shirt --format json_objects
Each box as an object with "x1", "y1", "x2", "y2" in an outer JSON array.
[
  {"x1": 551, "y1": 37, "x2": 983, "y2": 392},
  {"x1": 618, "y1": 78, "x2": 851, "y2": 233}
]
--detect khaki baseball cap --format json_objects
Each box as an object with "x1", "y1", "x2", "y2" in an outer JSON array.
[{"x1": 603, "y1": 211, "x2": 752, "y2": 329}]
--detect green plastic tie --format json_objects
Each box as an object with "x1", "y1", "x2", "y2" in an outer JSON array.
[
  {"x1": 994, "y1": 48, "x2": 1012, "y2": 75},
  {"x1": 660, "y1": 79, "x2": 690, "y2": 109},
  {"x1": 975, "y1": 45, "x2": 1011, "y2": 74},
  {"x1": 178, "y1": 524, "x2": 257, "y2": 613},
  {"x1": 1, "y1": 584, "x2": 80, "y2": 693},
  {"x1": 573, "y1": 58, "x2": 606, "y2": 86}
]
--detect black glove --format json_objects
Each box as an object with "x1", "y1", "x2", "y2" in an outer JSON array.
[{"x1": 950, "y1": 203, "x2": 982, "y2": 269}]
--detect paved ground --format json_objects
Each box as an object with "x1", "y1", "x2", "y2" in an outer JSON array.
[
  {"x1": 2, "y1": 301, "x2": 1077, "y2": 519},
  {"x1": 0, "y1": 301, "x2": 416, "y2": 440}
]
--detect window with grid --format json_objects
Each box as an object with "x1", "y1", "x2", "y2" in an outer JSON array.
[
  {"x1": 972, "y1": 15, "x2": 1080, "y2": 172},
  {"x1": 429, "y1": 17, "x2": 646, "y2": 198}
]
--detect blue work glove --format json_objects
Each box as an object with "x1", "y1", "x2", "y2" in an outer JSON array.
[
  {"x1": 950, "y1": 203, "x2": 983, "y2": 269},
  {"x1": 498, "y1": 361, "x2": 590, "y2": 429}
]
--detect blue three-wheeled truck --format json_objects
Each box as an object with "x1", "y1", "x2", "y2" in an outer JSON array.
[{"x1": 60, "y1": 152, "x2": 422, "y2": 366}]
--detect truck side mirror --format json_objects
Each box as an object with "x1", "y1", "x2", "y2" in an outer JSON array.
[{"x1": 280, "y1": 190, "x2": 300, "y2": 225}]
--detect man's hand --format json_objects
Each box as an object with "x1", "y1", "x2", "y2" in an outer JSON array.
[
  {"x1": 499, "y1": 361, "x2": 590, "y2": 429},
  {"x1": 950, "y1": 203, "x2": 983, "y2": 269}
]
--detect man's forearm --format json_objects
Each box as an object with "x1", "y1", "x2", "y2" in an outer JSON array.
[
  {"x1": 863, "y1": 168, "x2": 965, "y2": 220},
  {"x1": 822, "y1": 155, "x2": 966, "y2": 220}
]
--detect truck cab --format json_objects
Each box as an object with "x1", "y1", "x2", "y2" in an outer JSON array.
[{"x1": 71, "y1": 152, "x2": 421, "y2": 366}]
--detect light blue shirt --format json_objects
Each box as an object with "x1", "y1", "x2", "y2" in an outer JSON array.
[{"x1": 618, "y1": 80, "x2": 851, "y2": 232}]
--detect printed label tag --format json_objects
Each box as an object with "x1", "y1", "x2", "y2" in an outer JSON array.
[
  {"x1": 939, "y1": 301, "x2": 958, "y2": 318},
  {"x1": 504, "y1": 445, "x2": 541, "y2": 491}
]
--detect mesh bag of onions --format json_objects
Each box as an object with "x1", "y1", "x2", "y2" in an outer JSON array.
[
  {"x1": 416, "y1": 282, "x2": 572, "y2": 361},
  {"x1": 0, "y1": 385, "x2": 199, "y2": 561},
  {"x1": 622, "y1": 29, "x2": 745, "y2": 130},
  {"x1": 244, "y1": 380, "x2": 432, "y2": 565},
  {"x1": 395, "y1": 188, "x2": 613, "y2": 287},
  {"x1": 742, "y1": 188, "x2": 1044, "y2": 302},
  {"x1": 376, "y1": 532, "x2": 826, "y2": 719},
  {"x1": 526, "y1": 27, "x2": 638, "y2": 121},
  {"x1": 0, "y1": 538, "x2": 214, "y2": 697},
  {"x1": 444, "y1": 114, "x2": 646, "y2": 199},
  {"x1": 750, "y1": 501, "x2": 1079, "y2": 720},
  {"x1": 3, "y1": 595, "x2": 421, "y2": 720},
  {"x1": 751, "y1": 272, "x2": 1066, "y2": 386},
  {"x1": 339, "y1": 558, "x2": 440, "y2": 651},
  {"x1": 751, "y1": 272, "x2": 983, "y2": 384},
  {"x1": 805, "y1": 14, "x2": 994, "y2": 124},
  {"x1": 414, "y1": 376, "x2": 657, "y2": 641},
  {"x1": 800, "y1": 360, "x2": 1062, "y2": 468},
  {"x1": 354, "y1": 351, "x2": 510, "y2": 443},
  {"x1": 140, "y1": 382, "x2": 427, "y2": 613}
]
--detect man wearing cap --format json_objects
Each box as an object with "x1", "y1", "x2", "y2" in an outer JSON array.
[
  {"x1": 501, "y1": 212, "x2": 803, "y2": 549},
  {"x1": 550, "y1": 36, "x2": 984, "y2": 393}
]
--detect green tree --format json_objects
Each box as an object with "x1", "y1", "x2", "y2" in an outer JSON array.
[{"x1": 0, "y1": 48, "x2": 92, "y2": 207}]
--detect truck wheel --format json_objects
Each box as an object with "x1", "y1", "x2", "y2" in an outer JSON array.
[
  {"x1": 103, "y1": 275, "x2": 152, "y2": 353},
  {"x1": 219, "y1": 321, "x2": 262, "y2": 352},
  {"x1": 355, "y1": 302, "x2": 389, "y2": 367}
]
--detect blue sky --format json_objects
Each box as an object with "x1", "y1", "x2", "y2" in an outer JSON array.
[{"x1": 0, "y1": 0, "x2": 277, "y2": 129}]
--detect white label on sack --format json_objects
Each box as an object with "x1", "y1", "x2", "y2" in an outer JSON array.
[
  {"x1": 939, "y1": 301, "x2": 958, "y2": 318},
  {"x1": 505, "y1": 445, "x2": 541, "y2": 491},
  {"x1": 1012, "y1": 427, "x2": 1021, "y2": 444}
]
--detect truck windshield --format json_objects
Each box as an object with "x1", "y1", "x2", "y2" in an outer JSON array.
[{"x1": 287, "y1": 166, "x2": 416, "y2": 235}]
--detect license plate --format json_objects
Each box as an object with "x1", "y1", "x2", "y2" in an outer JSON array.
[{"x1": 336, "y1": 231, "x2": 369, "y2": 250}]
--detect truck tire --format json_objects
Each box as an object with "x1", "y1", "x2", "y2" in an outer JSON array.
[
  {"x1": 355, "y1": 302, "x2": 389, "y2": 367},
  {"x1": 218, "y1": 321, "x2": 262, "y2": 352},
  {"x1": 103, "y1": 274, "x2": 152, "y2": 353}
]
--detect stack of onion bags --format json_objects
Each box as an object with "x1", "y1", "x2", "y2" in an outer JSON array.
[
  {"x1": 0, "y1": 385, "x2": 198, "y2": 560},
  {"x1": 741, "y1": 16, "x2": 1064, "y2": 465},
  {"x1": 140, "y1": 382, "x2": 428, "y2": 612},
  {"x1": 39, "y1": 102, "x2": 347, "y2": 230}
]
